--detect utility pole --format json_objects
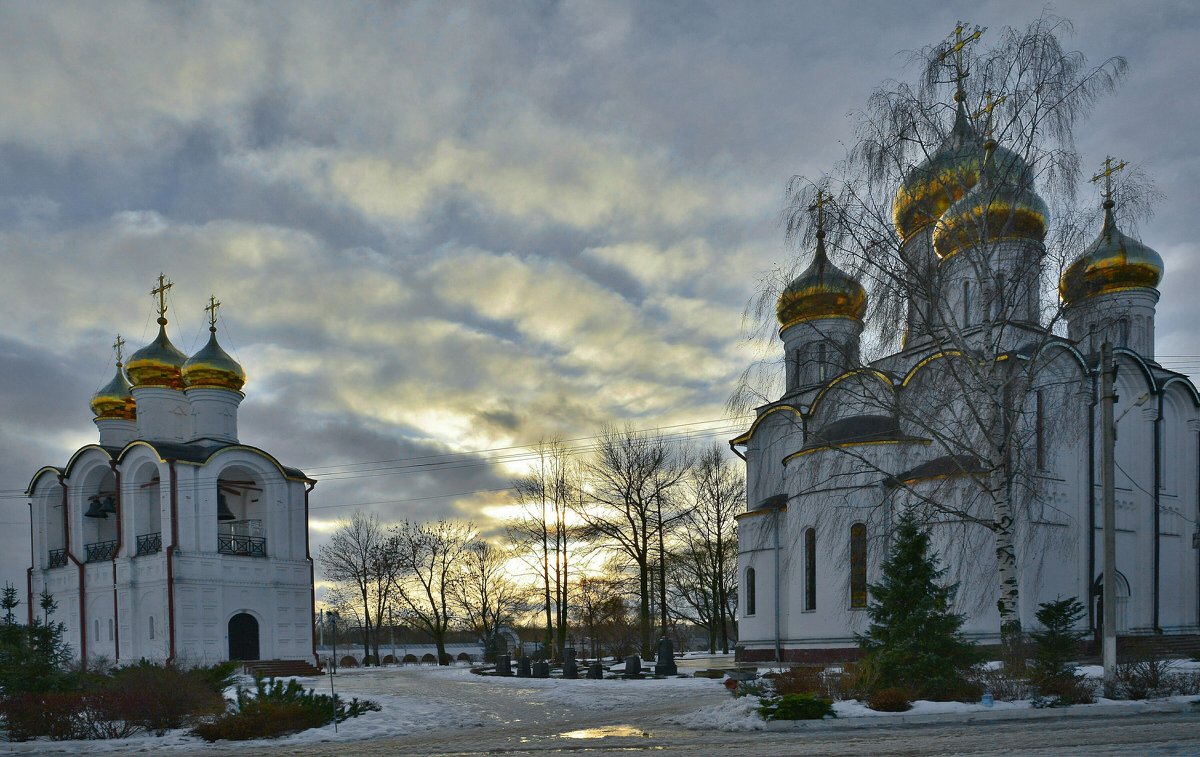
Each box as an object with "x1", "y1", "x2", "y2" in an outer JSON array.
[{"x1": 1100, "y1": 341, "x2": 1117, "y2": 686}]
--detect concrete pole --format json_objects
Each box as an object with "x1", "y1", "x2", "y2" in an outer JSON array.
[{"x1": 1100, "y1": 341, "x2": 1117, "y2": 686}]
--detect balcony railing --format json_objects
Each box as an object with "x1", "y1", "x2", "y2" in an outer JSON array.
[
  {"x1": 47, "y1": 548, "x2": 67, "y2": 568},
  {"x1": 85, "y1": 539, "x2": 118, "y2": 563},
  {"x1": 218, "y1": 533, "x2": 267, "y2": 558},
  {"x1": 136, "y1": 532, "x2": 162, "y2": 556}
]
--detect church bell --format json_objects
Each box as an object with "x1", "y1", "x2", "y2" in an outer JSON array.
[
  {"x1": 84, "y1": 496, "x2": 107, "y2": 519},
  {"x1": 99, "y1": 495, "x2": 117, "y2": 516},
  {"x1": 217, "y1": 491, "x2": 236, "y2": 521}
]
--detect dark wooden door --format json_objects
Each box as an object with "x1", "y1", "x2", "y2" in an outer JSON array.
[{"x1": 228, "y1": 612, "x2": 259, "y2": 660}]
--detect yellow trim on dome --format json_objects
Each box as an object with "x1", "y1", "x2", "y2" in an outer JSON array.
[
  {"x1": 731, "y1": 405, "x2": 804, "y2": 445},
  {"x1": 900, "y1": 350, "x2": 963, "y2": 387},
  {"x1": 809, "y1": 368, "x2": 894, "y2": 419},
  {"x1": 783, "y1": 437, "x2": 928, "y2": 464}
]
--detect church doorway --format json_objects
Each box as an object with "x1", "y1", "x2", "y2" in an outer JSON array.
[
  {"x1": 228, "y1": 612, "x2": 260, "y2": 661},
  {"x1": 1093, "y1": 572, "x2": 1131, "y2": 635}
]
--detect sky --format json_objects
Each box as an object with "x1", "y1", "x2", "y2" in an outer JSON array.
[{"x1": 2, "y1": 1, "x2": 1199, "y2": 601}]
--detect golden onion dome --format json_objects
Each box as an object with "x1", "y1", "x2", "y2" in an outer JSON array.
[
  {"x1": 90, "y1": 361, "x2": 136, "y2": 420},
  {"x1": 126, "y1": 319, "x2": 188, "y2": 390},
  {"x1": 777, "y1": 230, "x2": 867, "y2": 331},
  {"x1": 1060, "y1": 199, "x2": 1163, "y2": 308},
  {"x1": 931, "y1": 138, "x2": 1048, "y2": 260},
  {"x1": 893, "y1": 99, "x2": 1031, "y2": 243},
  {"x1": 182, "y1": 327, "x2": 246, "y2": 392}
]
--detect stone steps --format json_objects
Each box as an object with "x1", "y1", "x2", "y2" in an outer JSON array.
[{"x1": 241, "y1": 659, "x2": 323, "y2": 678}]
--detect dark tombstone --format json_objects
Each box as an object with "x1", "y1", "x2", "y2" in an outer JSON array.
[
  {"x1": 654, "y1": 636, "x2": 678, "y2": 676},
  {"x1": 563, "y1": 647, "x2": 578, "y2": 679},
  {"x1": 497, "y1": 654, "x2": 512, "y2": 676},
  {"x1": 587, "y1": 660, "x2": 604, "y2": 679},
  {"x1": 624, "y1": 654, "x2": 641, "y2": 678},
  {"x1": 532, "y1": 660, "x2": 551, "y2": 678},
  {"x1": 517, "y1": 655, "x2": 532, "y2": 678}
]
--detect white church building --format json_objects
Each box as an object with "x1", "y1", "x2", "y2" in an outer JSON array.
[
  {"x1": 734, "y1": 95, "x2": 1200, "y2": 663},
  {"x1": 24, "y1": 277, "x2": 317, "y2": 666}
]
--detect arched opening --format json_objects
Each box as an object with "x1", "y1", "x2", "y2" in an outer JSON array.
[
  {"x1": 127, "y1": 462, "x2": 162, "y2": 556},
  {"x1": 340, "y1": 655, "x2": 358, "y2": 668},
  {"x1": 382, "y1": 654, "x2": 396, "y2": 665},
  {"x1": 850, "y1": 523, "x2": 868, "y2": 609},
  {"x1": 402, "y1": 653, "x2": 418, "y2": 664},
  {"x1": 744, "y1": 567, "x2": 756, "y2": 616},
  {"x1": 804, "y1": 527, "x2": 817, "y2": 611},
  {"x1": 421, "y1": 653, "x2": 437, "y2": 664},
  {"x1": 38, "y1": 481, "x2": 66, "y2": 569},
  {"x1": 228, "y1": 612, "x2": 260, "y2": 661},
  {"x1": 1094, "y1": 572, "x2": 1132, "y2": 635},
  {"x1": 217, "y1": 466, "x2": 266, "y2": 558},
  {"x1": 456, "y1": 652, "x2": 472, "y2": 663},
  {"x1": 81, "y1": 468, "x2": 119, "y2": 562}
]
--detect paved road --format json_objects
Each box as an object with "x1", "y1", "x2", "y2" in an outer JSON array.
[{"x1": 233, "y1": 669, "x2": 1200, "y2": 757}]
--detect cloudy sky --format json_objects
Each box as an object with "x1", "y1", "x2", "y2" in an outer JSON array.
[{"x1": 2, "y1": 1, "x2": 1198, "y2": 598}]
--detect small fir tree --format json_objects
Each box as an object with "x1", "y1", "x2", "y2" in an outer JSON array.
[
  {"x1": 1030, "y1": 597, "x2": 1087, "y2": 683},
  {"x1": 856, "y1": 511, "x2": 979, "y2": 700}
]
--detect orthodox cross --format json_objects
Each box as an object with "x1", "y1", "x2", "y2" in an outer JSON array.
[
  {"x1": 973, "y1": 90, "x2": 1007, "y2": 139},
  {"x1": 808, "y1": 188, "x2": 832, "y2": 233},
  {"x1": 112, "y1": 334, "x2": 126, "y2": 366},
  {"x1": 150, "y1": 273, "x2": 173, "y2": 321},
  {"x1": 1090, "y1": 156, "x2": 1128, "y2": 202},
  {"x1": 205, "y1": 295, "x2": 222, "y2": 332},
  {"x1": 937, "y1": 22, "x2": 985, "y2": 98}
]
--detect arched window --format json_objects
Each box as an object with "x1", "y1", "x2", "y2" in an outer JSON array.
[
  {"x1": 817, "y1": 343, "x2": 828, "y2": 381},
  {"x1": 1117, "y1": 318, "x2": 1130, "y2": 346},
  {"x1": 148, "y1": 616, "x2": 155, "y2": 640},
  {"x1": 1035, "y1": 389, "x2": 1046, "y2": 470},
  {"x1": 850, "y1": 523, "x2": 867, "y2": 609},
  {"x1": 94, "y1": 619, "x2": 100, "y2": 642},
  {"x1": 804, "y1": 527, "x2": 817, "y2": 611},
  {"x1": 745, "y1": 567, "x2": 756, "y2": 616},
  {"x1": 962, "y1": 281, "x2": 972, "y2": 324}
]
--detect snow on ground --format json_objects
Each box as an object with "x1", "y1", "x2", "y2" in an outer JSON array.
[{"x1": 452, "y1": 667, "x2": 722, "y2": 710}]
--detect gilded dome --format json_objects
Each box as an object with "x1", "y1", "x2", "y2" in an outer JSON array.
[
  {"x1": 893, "y1": 99, "x2": 1031, "y2": 243},
  {"x1": 777, "y1": 231, "x2": 867, "y2": 331},
  {"x1": 931, "y1": 139, "x2": 1048, "y2": 260},
  {"x1": 90, "y1": 362, "x2": 136, "y2": 420},
  {"x1": 1060, "y1": 200, "x2": 1163, "y2": 308},
  {"x1": 182, "y1": 328, "x2": 246, "y2": 392},
  {"x1": 126, "y1": 320, "x2": 188, "y2": 390}
]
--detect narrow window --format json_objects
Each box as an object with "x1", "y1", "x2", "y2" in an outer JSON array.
[
  {"x1": 108, "y1": 618, "x2": 114, "y2": 641},
  {"x1": 1118, "y1": 318, "x2": 1130, "y2": 346},
  {"x1": 850, "y1": 523, "x2": 868, "y2": 609},
  {"x1": 792, "y1": 349, "x2": 802, "y2": 389},
  {"x1": 993, "y1": 274, "x2": 1006, "y2": 320},
  {"x1": 149, "y1": 616, "x2": 155, "y2": 640},
  {"x1": 745, "y1": 567, "x2": 756, "y2": 616},
  {"x1": 817, "y1": 343, "x2": 828, "y2": 381},
  {"x1": 962, "y1": 281, "x2": 972, "y2": 324},
  {"x1": 804, "y1": 527, "x2": 817, "y2": 611},
  {"x1": 94, "y1": 619, "x2": 100, "y2": 642},
  {"x1": 1036, "y1": 389, "x2": 1046, "y2": 469}
]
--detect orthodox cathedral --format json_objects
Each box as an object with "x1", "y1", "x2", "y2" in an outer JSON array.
[
  {"x1": 24, "y1": 276, "x2": 317, "y2": 666},
  {"x1": 734, "y1": 81, "x2": 1199, "y2": 661}
]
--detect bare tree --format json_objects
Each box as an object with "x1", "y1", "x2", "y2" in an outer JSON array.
[
  {"x1": 507, "y1": 440, "x2": 576, "y2": 659},
  {"x1": 735, "y1": 15, "x2": 1139, "y2": 643},
  {"x1": 318, "y1": 511, "x2": 398, "y2": 665},
  {"x1": 669, "y1": 443, "x2": 742, "y2": 652},
  {"x1": 577, "y1": 425, "x2": 689, "y2": 655},
  {"x1": 392, "y1": 519, "x2": 475, "y2": 665},
  {"x1": 450, "y1": 538, "x2": 529, "y2": 657}
]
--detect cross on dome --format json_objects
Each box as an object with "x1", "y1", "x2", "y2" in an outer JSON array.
[
  {"x1": 112, "y1": 334, "x2": 126, "y2": 366},
  {"x1": 205, "y1": 295, "x2": 222, "y2": 332},
  {"x1": 1090, "y1": 156, "x2": 1128, "y2": 204},
  {"x1": 937, "y1": 22, "x2": 986, "y2": 101},
  {"x1": 151, "y1": 273, "x2": 173, "y2": 324}
]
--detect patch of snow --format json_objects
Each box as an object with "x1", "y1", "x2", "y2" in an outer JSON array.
[{"x1": 664, "y1": 696, "x2": 766, "y2": 731}]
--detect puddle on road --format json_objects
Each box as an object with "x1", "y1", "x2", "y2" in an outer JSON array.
[{"x1": 559, "y1": 725, "x2": 650, "y2": 739}]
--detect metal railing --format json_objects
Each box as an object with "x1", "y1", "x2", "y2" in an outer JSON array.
[
  {"x1": 136, "y1": 532, "x2": 162, "y2": 556},
  {"x1": 84, "y1": 539, "x2": 118, "y2": 563},
  {"x1": 218, "y1": 534, "x2": 267, "y2": 558},
  {"x1": 47, "y1": 548, "x2": 67, "y2": 568}
]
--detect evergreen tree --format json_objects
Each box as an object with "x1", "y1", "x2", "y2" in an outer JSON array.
[
  {"x1": 0, "y1": 583, "x2": 73, "y2": 694},
  {"x1": 1030, "y1": 597, "x2": 1086, "y2": 683},
  {"x1": 856, "y1": 511, "x2": 978, "y2": 700}
]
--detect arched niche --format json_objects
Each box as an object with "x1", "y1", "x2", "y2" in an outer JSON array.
[
  {"x1": 215, "y1": 463, "x2": 268, "y2": 558},
  {"x1": 125, "y1": 460, "x2": 164, "y2": 556},
  {"x1": 78, "y1": 464, "x2": 118, "y2": 561}
]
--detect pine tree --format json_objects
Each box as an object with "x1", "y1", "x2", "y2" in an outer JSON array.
[
  {"x1": 1030, "y1": 597, "x2": 1086, "y2": 682},
  {"x1": 856, "y1": 511, "x2": 979, "y2": 700}
]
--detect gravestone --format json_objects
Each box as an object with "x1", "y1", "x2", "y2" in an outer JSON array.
[
  {"x1": 497, "y1": 654, "x2": 512, "y2": 676},
  {"x1": 532, "y1": 660, "x2": 551, "y2": 678},
  {"x1": 587, "y1": 660, "x2": 604, "y2": 679},
  {"x1": 654, "y1": 636, "x2": 678, "y2": 676},
  {"x1": 517, "y1": 656, "x2": 532, "y2": 678},
  {"x1": 624, "y1": 654, "x2": 641, "y2": 678},
  {"x1": 563, "y1": 647, "x2": 578, "y2": 679}
]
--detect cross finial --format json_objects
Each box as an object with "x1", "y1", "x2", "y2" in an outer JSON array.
[
  {"x1": 972, "y1": 90, "x2": 1007, "y2": 140},
  {"x1": 808, "y1": 188, "x2": 832, "y2": 235},
  {"x1": 150, "y1": 273, "x2": 173, "y2": 324},
  {"x1": 1090, "y1": 156, "x2": 1128, "y2": 204},
  {"x1": 938, "y1": 22, "x2": 986, "y2": 101},
  {"x1": 112, "y1": 334, "x2": 126, "y2": 367},
  {"x1": 204, "y1": 294, "x2": 221, "y2": 333}
]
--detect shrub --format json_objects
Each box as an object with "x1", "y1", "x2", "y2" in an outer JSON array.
[
  {"x1": 758, "y1": 693, "x2": 836, "y2": 721},
  {"x1": 190, "y1": 677, "x2": 380, "y2": 741},
  {"x1": 1034, "y1": 675, "x2": 1096, "y2": 706},
  {"x1": 867, "y1": 687, "x2": 913, "y2": 712},
  {"x1": 968, "y1": 665, "x2": 1033, "y2": 701},
  {"x1": 829, "y1": 661, "x2": 877, "y2": 702},
  {"x1": 106, "y1": 661, "x2": 226, "y2": 734},
  {"x1": 768, "y1": 667, "x2": 824, "y2": 696}
]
